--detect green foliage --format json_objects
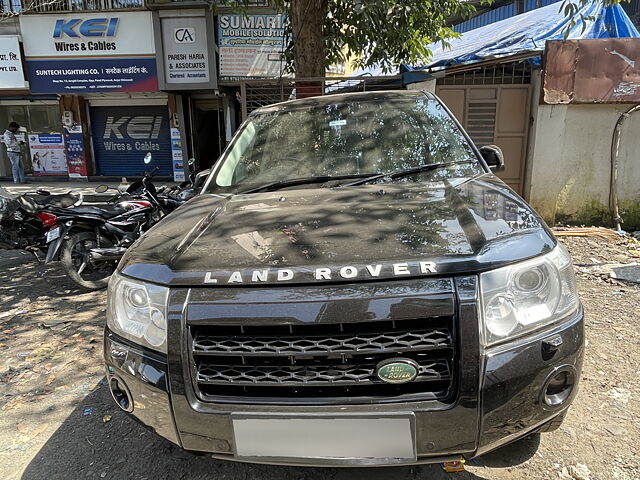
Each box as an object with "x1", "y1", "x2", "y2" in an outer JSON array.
[
  {"x1": 222, "y1": 0, "x2": 628, "y2": 74},
  {"x1": 222, "y1": 0, "x2": 479, "y2": 73},
  {"x1": 322, "y1": 0, "x2": 477, "y2": 72}
]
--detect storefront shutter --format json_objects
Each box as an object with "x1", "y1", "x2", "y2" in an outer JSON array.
[{"x1": 89, "y1": 105, "x2": 173, "y2": 177}]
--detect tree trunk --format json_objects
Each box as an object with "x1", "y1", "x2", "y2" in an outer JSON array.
[{"x1": 290, "y1": 0, "x2": 327, "y2": 79}]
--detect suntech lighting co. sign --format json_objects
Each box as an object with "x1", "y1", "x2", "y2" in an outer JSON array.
[{"x1": 20, "y1": 12, "x2": 158, "y2": 94}]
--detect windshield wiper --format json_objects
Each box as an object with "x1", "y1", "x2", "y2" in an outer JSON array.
[
  {"x1": 339, "y1": 160, "x2": 476, "y2": 188},
  {"x1": 239, "y1": 174, "x2": 375, "y2": 194}
]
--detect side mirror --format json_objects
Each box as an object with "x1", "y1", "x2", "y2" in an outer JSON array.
[
  {"x1": 36, "y1": 189, "x2": 51, "y2": 196},
  {"x1": 479, "y1": 145, "x2": 505, "y2": 171},
  {"x1": 144, "y1": 152, "x2": 153, "y2": 164},
  {"x1": 95, "y1": 184, "x2": 109, "y2": 193},
  {"x1": 188, "y1": 157, "x2": 196, "y2": 166}
]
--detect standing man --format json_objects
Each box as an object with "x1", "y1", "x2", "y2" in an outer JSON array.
[{"x1": 4, "y1": 121, "x2": 25, "y2": 184}]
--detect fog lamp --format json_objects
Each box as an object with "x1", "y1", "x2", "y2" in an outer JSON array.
[{"x1": 542, "y1": 368, "x2": 576, "y2": 407}]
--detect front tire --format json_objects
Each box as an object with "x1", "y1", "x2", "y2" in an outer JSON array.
[{"x1": 60, "y1": 231, "x2": 115, "y2": 290}]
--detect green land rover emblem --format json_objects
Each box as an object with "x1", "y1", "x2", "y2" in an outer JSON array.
[{"x1": 376, "y1": 359, "x2": 419, "y2": 384}]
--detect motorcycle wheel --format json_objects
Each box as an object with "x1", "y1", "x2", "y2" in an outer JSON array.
[{"x1": 61, "y1": 231, "x2": 115, "y2": 290}]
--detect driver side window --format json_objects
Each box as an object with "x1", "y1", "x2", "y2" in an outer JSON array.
[{"x1": 216, "y1": 122, "x2": 257, "y2": 186}]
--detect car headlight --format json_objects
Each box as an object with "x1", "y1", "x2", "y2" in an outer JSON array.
[
  {"x1": 480, "y1": 243, "x2": 578, "y2": 346},
  {"x1": 107, "y1": 272, "x2": 169, "y2": 353}
]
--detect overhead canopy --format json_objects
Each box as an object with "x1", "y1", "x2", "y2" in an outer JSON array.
[{"x1": 419, "y1": 1, "x2": 640, "y2": 70}]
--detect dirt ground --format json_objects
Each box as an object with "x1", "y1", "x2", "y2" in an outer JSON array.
[{"x1": 0, "y1": 233, "x2": 638, "y2": 480}]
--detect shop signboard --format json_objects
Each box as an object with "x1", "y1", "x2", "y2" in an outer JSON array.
[
  {"x1": 20, "y1": 12, "x2": 157, "y2": 94},
  {"x1": 64, "y1": 125, "x2": 88, "y2": 178},
  {"x1": 0, "y1": 36, "x2": 27, "y2": 90},
  {"x1": 543, "y1": 39, "x2": 640, "y2": 104},
  {"x1": 154, "y1": 9, "x2": 217, "y2": 90},
  {"x1": 28, "y1": 133, "x2": 68, "y2": 175},
  {"x1": 90, "y1": 105, "x2": 172, "y2": 176},
  {"x1": 217, "y1": 14, "x2": 287, "y2": 80},
  {"x1": 170, "y1": 127, "x2": 185, "y2": 182}
]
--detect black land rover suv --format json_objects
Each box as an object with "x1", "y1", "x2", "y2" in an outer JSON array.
[{"x1": 104, "y1": 91, "x2": 583, "y2": 466}]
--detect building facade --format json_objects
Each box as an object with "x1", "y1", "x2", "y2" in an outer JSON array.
[
  {"x1": 433, "y1": 1, "x2": 640, "y2": 228},
  {"x1": 0, "y1": 0, "x2": 298, "y2": 180}
]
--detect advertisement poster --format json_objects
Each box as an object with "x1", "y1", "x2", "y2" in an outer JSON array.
[
  {"x1": 20, "y1": 12, "x2": 157, "y2": 94},
  {"x1": 28, "y1": 134, "x2": 67, "y2": 175},
  {"x1": 217, "y1": 14, "x2": 287, "y2": 80},
  {"x1": 64, "y1": 125, "x2": 88, "y2": 178},
  {"x1": 89, "y1": 105, "x2": 172, "y2": 176},
  {"x1": 170, "y1": 127, "x2": 185, "y2": 182},
  {"x1": 0, "y1": 36, "x2": 26, "y2": 90}
]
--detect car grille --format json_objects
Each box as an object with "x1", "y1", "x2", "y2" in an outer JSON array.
[{"x1": 188, "y1": 316, "x2": 456, "y2": 404}]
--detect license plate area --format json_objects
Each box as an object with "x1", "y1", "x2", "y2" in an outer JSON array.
[
  {"x1": 46, "y1": 227, "x2": 60, "y2": 243},
  {"x1": 231, "y1": 413, "x2": 416, "y2": 465}
]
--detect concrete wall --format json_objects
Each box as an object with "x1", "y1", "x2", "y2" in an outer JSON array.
[
  {"x1": 526, "y1": 100, "x2": 640, "y2": 230},
  {"x1": 0, "y1": 18, "x2": 20, "y2": 36}
]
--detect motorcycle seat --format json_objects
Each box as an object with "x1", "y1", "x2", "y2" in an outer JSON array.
[
  {"x1": 16, "y1": 193, "x2": 83, "y2": 213},
  {"x1": 37, "y1": 192, "x2": 83, "y2": 208},
  {"x1": 69, "y1": 205, "x2": 125, "y2": 218}
]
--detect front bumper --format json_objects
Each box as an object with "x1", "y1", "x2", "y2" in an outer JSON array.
[{"x1": 104, "y1": 306, "x2": 584, "y2": 466}]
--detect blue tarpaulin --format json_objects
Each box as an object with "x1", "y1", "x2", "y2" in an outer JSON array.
[{"x1": 418, "y1": 1, "x2": 640, "y2": 70}]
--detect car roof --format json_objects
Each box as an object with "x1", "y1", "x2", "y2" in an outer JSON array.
[{"x1": 252, "y1": 90, "x2": 434, "y2": 114}]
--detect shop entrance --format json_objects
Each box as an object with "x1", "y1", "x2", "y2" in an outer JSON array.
[
  {"x1": 0, "y1": 100, "x2": 64, "y2": 178},
  {"x1": 187, "y1": 96, "x2": 225, "y2": 171}
]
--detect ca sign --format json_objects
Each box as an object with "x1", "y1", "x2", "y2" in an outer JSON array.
[
  {"x1": 156, "y1": 10, "x2": 216, "y2": 90},
  {"x1": 174, "y1": 27, "x2": 195, "y2": 43}
]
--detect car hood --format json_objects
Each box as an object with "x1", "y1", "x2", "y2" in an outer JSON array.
[{"x1": 120, "y1": 174, "x2": 555, "y2": 286}]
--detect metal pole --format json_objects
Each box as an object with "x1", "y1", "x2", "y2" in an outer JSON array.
[
  {"x1": 240, "y1": 82, "x2": 248, "y2": 122},
  {"x1": 610, "y1": 104, "x2": 640, "y2": 231}
]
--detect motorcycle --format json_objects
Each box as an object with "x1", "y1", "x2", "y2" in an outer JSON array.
[
  {"x1": 44, "y1": 153, "x2": 169, "y2": 290},
  {"x1": 0, "y1": 186, "x2": 83, "y2": 259},
  {"x1": 157, "y1": 158, "x2": 209, "y2": 203}
]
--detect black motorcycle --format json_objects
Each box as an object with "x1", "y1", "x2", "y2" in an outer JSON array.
[
  {"x1": 0, "y1": 186, "x2": 83, "y2": 258},
  {"x1": 158, "y1": 158, "x2": 210, "y2": 204},
  {"x1": 44, "y1": 156, "x2": 170, "y2": 290}
]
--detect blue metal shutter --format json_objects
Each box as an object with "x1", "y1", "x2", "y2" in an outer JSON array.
[{"x1": 90, "y1": 105, "x2": 173, "y2": 176}]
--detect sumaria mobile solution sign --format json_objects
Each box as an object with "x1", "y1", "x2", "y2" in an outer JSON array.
[
  {"x1": 217, "y1": 14, "x2": 287, "y2": 80},
  {"x1": 20, "y1": 12, "x2": 158, "y2": 94}
]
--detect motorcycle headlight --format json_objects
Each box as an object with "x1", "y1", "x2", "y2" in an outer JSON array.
[
  {"x1": 480, "y1": 243, "x2": 578, "y2": 346},
  {"x1": 107, "y1": 272, "x2": 169, "y2": 353}
]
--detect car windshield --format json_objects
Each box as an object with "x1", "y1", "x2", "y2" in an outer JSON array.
[{"x1": 205, "y1": 95, "x2": 483, "y2": 194}]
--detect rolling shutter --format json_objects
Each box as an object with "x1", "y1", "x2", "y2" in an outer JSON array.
[{"x1": 90, "y1": 105, "x2": 173, "y2": 176}]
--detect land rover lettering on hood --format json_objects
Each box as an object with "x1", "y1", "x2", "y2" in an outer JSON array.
[{"x1": 105, "y1": 91, "x2": 583, "y2": 466}]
